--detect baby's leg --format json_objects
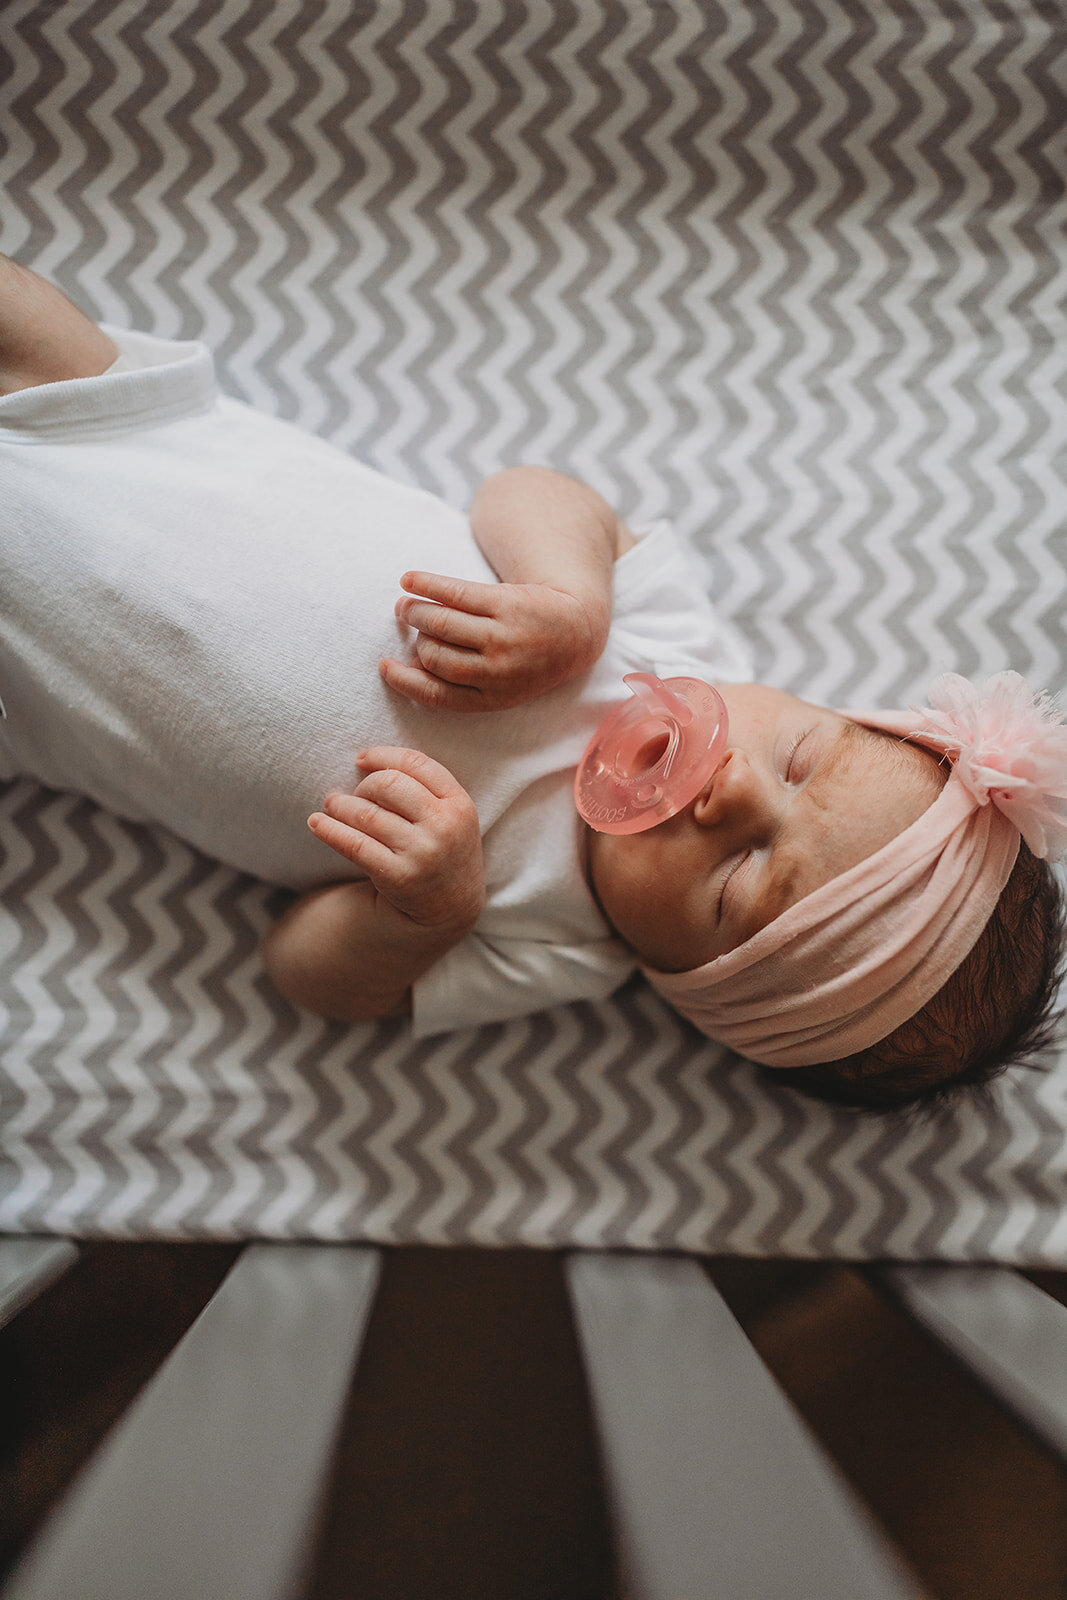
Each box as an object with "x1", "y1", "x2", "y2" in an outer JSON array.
[{"x1": 0, "y1": 255, "x2": 118, "y2": 394}]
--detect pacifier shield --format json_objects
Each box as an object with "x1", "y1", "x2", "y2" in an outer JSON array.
[{"x1": 575, "y1": 673, "x2": 729, "y2": 834}]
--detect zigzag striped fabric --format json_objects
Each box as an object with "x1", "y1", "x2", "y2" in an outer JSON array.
[{"x1": 1, "y1": 0, "x2": 1066, "y2": 1259}]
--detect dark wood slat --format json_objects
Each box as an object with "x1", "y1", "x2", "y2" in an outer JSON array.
[{"x1": 304, "y1": 1245, "x2": 616, "y2": 1600}]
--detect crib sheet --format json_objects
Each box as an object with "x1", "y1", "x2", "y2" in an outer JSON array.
[{"x1": 1, "y1": 0, "x2": 1066, "y2": 1261}]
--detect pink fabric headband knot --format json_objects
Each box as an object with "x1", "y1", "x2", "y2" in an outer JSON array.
[{"x1": 644, "y1": 672, "x2": 1067, "y2": 1068}]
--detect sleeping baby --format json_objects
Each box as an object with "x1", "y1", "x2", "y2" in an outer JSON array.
[{"x1": 1, "y1": 256, "x2": 1064, "y2": 1112}]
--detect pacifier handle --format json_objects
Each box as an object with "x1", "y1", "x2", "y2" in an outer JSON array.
[
  {"x1": 575, "y1": 673, "x2": 729, "y2": 835},
  {"x1": 624, "y1": 672, "x2": 693, "y2": 728}
]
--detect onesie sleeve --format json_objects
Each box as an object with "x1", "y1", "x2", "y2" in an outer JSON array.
[
  {"x1": 410, "y1": 932, "x2": 636, "y2": 1038},
  {"x1": 606, "y1": 519, "x2": 755, "y2": 684}
]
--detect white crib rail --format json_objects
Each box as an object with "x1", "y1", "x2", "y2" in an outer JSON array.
[
  {"x1": 565, "y1": 1251, "x2": 921, "y2": 1600},
  {"x1": 0, "y1": 1239, "x2": 78, "y2": 1330},
  {"x1": 870, "y1": 1264, "x2": 1067, "y2": 1460},
  {"x1": 1, "y1": 1243, "x2": 381, "y2": 1600},
  {"x1": 2, "y1": 1241, "x2": 1065, "y2": 1598}
]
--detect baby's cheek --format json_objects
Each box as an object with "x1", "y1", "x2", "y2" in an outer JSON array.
[{"x1": 622, "y1": 880, "x2": 708, "y2": 971}]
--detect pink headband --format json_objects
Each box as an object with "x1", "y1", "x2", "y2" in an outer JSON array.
[{"x1": 643, "y1": 672, "x2": 1067, "y2": 1068}]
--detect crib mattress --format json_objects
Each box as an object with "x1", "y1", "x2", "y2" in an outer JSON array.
[{"x1": 1, "y1": 0, "x2": 1066, "y2": 1260}]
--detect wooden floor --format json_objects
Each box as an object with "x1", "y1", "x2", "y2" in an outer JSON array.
[{"x1": 0, "y1": 1244, "x2": 1064, "y2": 1600}]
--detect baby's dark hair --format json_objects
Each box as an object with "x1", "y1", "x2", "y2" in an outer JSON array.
[{"x1": 773, "y1": 840, "x2": 1067, "y2": 1114}]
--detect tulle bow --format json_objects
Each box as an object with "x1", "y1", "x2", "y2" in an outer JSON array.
[{"x1": 908, "y1": 671, "x2": 1067, "y2": 860}]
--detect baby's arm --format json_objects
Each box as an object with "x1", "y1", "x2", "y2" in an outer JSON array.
[
  {"x1": 261, "y1": 748, "x2": 484, "y2": 1023},
  {"x1": 380, "y1": 466, "x2": 636, "y2": 712}
]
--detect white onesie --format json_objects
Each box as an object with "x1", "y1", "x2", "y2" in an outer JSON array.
[{"x1": 0, "y1": 328, "x2": 754, "y2": 1035}]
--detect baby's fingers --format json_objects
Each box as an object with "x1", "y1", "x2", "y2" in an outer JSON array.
[
  {"x1": 394, "y1": 592, "x2": 489, "y2": 649},
  {"x1": 379, "y1": 655, "x2": 486, "y2": 712},
  {"x1": 354, "y1": 745, "x2": 476, "y2": 802},
  {"x1": 399, "y1": 570, "x2": 500, "y2": 617},
  {"x1": 306, "y1": 809, "x2": 397, "y2": 877},
  {"x1": 321, "y1": 784, "x2": 414, "y2": 840}
]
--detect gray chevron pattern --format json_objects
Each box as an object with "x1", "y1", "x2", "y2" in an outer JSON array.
[{"x1": 1, "y1": 0, "x2": 1066, "y2": 1258}]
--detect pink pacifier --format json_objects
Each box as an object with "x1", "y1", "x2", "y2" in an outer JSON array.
[{"x1": 575, "y1": 673, "x2": 729, "y2": 834}]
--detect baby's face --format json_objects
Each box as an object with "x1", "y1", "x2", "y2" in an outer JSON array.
[{"x1": 584, "y1": 682, "x2": 946, "y2": 972}]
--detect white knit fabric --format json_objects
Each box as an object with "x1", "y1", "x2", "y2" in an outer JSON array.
[{"x1": 0, "y1": 328, "x2": 753, "y2": 1035}]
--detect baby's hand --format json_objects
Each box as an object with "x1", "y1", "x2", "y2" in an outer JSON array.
[
  {"x1": 307, "y1": 747, "x2": 485, "y2": 934},
  {"x1": 380, "y1": 571, "x2": 609, "y2": 712}
]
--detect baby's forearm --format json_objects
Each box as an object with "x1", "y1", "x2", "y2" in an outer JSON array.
[
  {"x1": 260, "y1": 878, "x2": 469, "y2": 1024},
  {"x1": 469, "y1": 467, "x2": 633, "y2": 623}
]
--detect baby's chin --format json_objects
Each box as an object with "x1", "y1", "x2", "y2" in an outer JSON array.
[{"x1": 577, "y1": 817, "x2": 611, "y2": 915}]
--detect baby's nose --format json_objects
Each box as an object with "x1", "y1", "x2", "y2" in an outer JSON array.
[
  {"x1": 706, "y1": 746, "x2": 750, "y2": 793},
  {"x1": 694, "y1": 748, "x2": 770, "y2": 823}
]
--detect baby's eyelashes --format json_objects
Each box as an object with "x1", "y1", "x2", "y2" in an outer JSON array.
[
  {"x1": 717, "y1": 851, "x2": 749, "y2": 922},
  {"x1": 784, "y1": 727, "x2": 813, "y2": 780}
]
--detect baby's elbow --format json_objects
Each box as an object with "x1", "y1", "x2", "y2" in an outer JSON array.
[
  {"x1": 260, "y1": 923, "x2": 329, "y2": 1016},
  {"x1": 259, "y1": 923, "x2": 407, "y2": 1024}
]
